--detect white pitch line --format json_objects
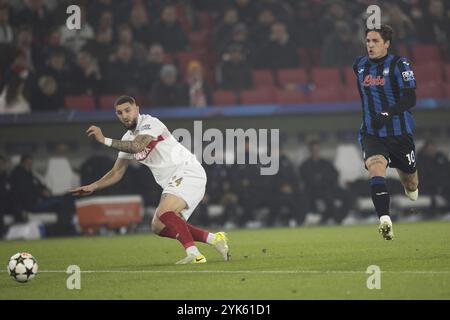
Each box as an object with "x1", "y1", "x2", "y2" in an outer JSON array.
[{"x1": 3, "y1": 270, "x2": 450, "y2": 275}]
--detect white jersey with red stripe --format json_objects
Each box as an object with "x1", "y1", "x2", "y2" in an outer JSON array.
[{"x1": 117, "y1": 114, "x2": 199, "y2": 188}]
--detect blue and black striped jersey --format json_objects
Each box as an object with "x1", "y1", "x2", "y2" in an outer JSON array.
[{"x1": 353, "y1": 54, "x2": 416, "y2": 137}]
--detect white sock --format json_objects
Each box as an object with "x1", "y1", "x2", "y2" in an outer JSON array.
[
  {"x1": 186, "y1": 246, "x2": 201, "y2": 257},
  {"x1": 380, "y1": 215, "x2": 392, "y2": 224},
  {"x1": 206, "y1": 233, "x2": 216, "y2": 244}
]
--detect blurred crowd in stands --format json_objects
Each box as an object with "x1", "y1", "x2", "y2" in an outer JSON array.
[
  {"x1": 0, "y1": 0, "x2": 449, "y2": 113},
  {"x1": 1, "y1": 137, "x2": 450, "y2": 237}
]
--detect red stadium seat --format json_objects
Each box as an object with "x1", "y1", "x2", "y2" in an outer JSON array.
[
  {"x1": 344, "y1": 66, "x2": 357, "y2": 85},
  {"x1": 65, "y1": 95, "x2": 96, "y2": 111},
  {"x1": 308, "y1": 85, "x2": 344, "y2": 103},
  {"x1": 311, "y1": 67, "x2": 341, "y2": 86},
  {"x1": 413, "y1": 63, "x2": 443, "y2": 83},
  {"x1": 412, "y1": 45, "x2": 441, "y2": 64},
  {"x1": 99, "y1": 95, "x2": 118, "y2": 110},
  {"x1": 241, "y1": 88, "x2": 275, "y2": 105},
  {"x1": 415, "y1": 82, "x2": 444, "y2": 99},
  {"x1": 444, "y1": 64, "x2": 450, "y2": 82},
  {"x1": 342, "y1": 86, "x2": 360, "y2": 102},
  {"x1": 278, "y1": 68, "x2": 307, "y2": 88},
  {"x1": 445, "y1": 83, "x2": 450, "y2": 98},
  {"x1": 252, "y1": 70, "x2": 275, "y2": 87},
  {"x1": 275, "y1": 90, "x2": 308, "y2": 104},
  {"x1": 213, "y1": 90, "x2": 237, "y2": 106}
]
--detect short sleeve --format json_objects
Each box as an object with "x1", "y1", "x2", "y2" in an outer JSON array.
[
  {"x1": 395, "y1": 57, "x2": 416, "y2": 89},
  {"x1": 139, "y1": 117, "x2": 164, "y2": 138}
]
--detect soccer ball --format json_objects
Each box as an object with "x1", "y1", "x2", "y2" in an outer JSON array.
[{"x1": 7, "y1": 252, "x2": 38, "y2": 283}]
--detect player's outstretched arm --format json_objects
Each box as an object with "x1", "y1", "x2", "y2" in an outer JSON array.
[
  {"x1": 71, "y1": 158, "x2": 130, "y2": 196},
  {"x1": 86, "y1": 125, "x2": 152, "y2": 153}
]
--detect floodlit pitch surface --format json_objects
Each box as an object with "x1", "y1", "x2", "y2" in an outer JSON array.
[{"x1": 1, "y1": 221, "x2": 449, "y2": 299}]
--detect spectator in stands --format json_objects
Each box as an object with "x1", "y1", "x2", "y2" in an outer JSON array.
[
  {"x1": 0, "y1": 4, "x2": 13, "y2": 44},
  {"x1": 211, "y1": 7, "x2": 239, "y2": 52},
  {"x1": 419, "y1": 0, "x2": 449, "y2": 59},
  {"x1": 15, "y1": 26, "x2": 40, "y2": 73},
  {"x1": 267, "y1": 154, "x2": 305, "y2": 227},
  {"x1": 218, "y1": 43, "x2": 253, "y2": 92},
  {"x1": 116, "y1": 24, "x2": 147, "y2": 65},
  {"x1": 41, "y1": 27, "x2": 72, "y2": 63},
  {"x1": 152, "y1": 4, "x2": 188, "y2": 53},
  {"x1": 104, "y1": 44, "x2": 140, "y2": 95},
  {"x1": 220, "y1": 23, "x2": 255, "y2": 63},
  {"x1": 184, "y1": 60, "x2": 213, "y2": 108},
  {"x1": 128, "y1": 3, "x2": 152, "y2": 45},
  {"x1": 299, "y1": 140, "x2": 351, "y2": 224},
  {"x1": 383, "y1": 3, "x2": 416, "y2": 50},
  {"x1": 83, "y1": 10, "x2": 114, "y2": 65},
  {"x1": 417, "y1": 140, "x2": 450, "y2": 213},
  {"x1": 68, "y1": 50, "x2": 103, "y2": 95},
  {"x1": 8, "y1": 154, "x2": 76, "y2": 235},
  {"x1": 15, "y1": 0, "x2": 53, "y2": 45},
  {"x1": 139, "y1": 43, "x2": 165, "y2": 94},
  {"x1": 59, "y1": 5, "x2": 95, "y2": 53},
  {"x1": 30, "y1": 74, "x2": 65, "y2": 111},
  {"x1": 0, "y1": 154, "x2": 9, "y2": 237},
  {"x1": 233, "y1": 0, "x2": 256, "y2": 26},
  {"x1": 321, "y1": 21, "x2": 361, "y2": 67},
  {"x1": 250, "y1": 8, "x2": 276, "y2": 48},
  {"x1": 256, "y1": 22, "x2": 299, "y2": 70},
  {"x1": 0, "y1": 72, "x2": 30, "y2": 114},
  {"x1": 151, "y1": 64, "x2": 188, "y2": 107}
]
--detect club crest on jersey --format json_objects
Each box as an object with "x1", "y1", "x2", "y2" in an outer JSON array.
[
  {"x1": 363, "y1": 75, "x2": 385, "y2": 86},
  {"x1": 402, "y1": 70, "x2": 415, "y2": 81}
]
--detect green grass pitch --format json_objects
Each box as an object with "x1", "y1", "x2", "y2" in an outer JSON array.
[{"x1": 1, "y1": 221, "x2": 450, "y2": 299}]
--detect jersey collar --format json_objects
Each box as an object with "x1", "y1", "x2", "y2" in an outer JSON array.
[{"x1": 369, "y1": 53, "x2": 389, "y2": 64}]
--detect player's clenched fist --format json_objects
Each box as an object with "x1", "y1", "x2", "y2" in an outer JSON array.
[{"x1": 86, "y1": 125, "x2": 105, "y2": 144}]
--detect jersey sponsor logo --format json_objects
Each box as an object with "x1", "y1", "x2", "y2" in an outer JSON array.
[
  {"x1": 134, "y1": 135, "x2": 165, "y2": 161},
  {"x1": 363, "y1": 75, "x2": 385, "y2": 87},
  {"x1": 402, "y1": 70, "x2": 415, "y2": 81},
  {"x1": 141, "y1": 124, "x2": 152, "y2": 131}
]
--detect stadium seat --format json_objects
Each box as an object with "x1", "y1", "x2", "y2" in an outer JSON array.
[
  {"x1": 65, "y1": 95, "x2": 96, "y2": 111},
  {"x1": 308, "y1": 85, "x2": 344, "y2": 103},
  {"x1": 444, "y1": 64, "x2": 450, "y2": 82},
  {"x1": 213, "y1": 90, "x2": 237, "y2": 106},
  {"x1": 413, "y1": 63, "x2": 443, "y2": 83},
  {"x1": 252, "y1": 70, "x2": 275, "y2": 87},
  {"x1": 274, "y1": 89, "x2": 308, "y2": 104},
  {"x1": 415, "y1": 82, "x2": 444, "y2": 99},
  {"x1": 344, "y1": 66, "x2": 356, "y2": 85},
  {"x1": 278, "y1": 68, "x2": 307, "y2": 88},
  {"x1": 241, "y1": 88, "x2": 275, "y2": 105},
  {"x1": 99, "y1": 95, "x2": 118, "y2": 110},
  {"x1": 412, "y1": 45, "x2": 441, "y2": 63},
  {"x1": 342, "y1": 85, "x2": 360, "y2": 102},
  {"x1": 311, "y1": 67, "x2": 341, "y2": 86}
]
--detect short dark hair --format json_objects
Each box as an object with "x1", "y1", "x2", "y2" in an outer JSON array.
[
  {"x1": 114, "y1": 95, "x2": 136, "y2": 106},
  {"x1": 365, "y1": 24, "x2": 393, "y2": 44}
]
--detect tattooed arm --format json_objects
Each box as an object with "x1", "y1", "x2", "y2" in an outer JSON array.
[
  {"x1": 110, "y1": 135, "x2": 153, "y2": 153},
  {"x1": 86, "y1": 125, "x2": 153, "y2": 153}
]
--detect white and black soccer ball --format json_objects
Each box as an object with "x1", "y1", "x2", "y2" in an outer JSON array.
[{"x1": 7, "y1": 252, "x2": 38, "y2": 283}]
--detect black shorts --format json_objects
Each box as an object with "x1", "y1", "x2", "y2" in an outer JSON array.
[{"x1": 359, "y1": 133, "x2": 417, "y2": 174}]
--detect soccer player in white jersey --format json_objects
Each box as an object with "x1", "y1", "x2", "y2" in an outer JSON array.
[{"x1": 71, "y1": 95, "x2": 229, "y2": 264}]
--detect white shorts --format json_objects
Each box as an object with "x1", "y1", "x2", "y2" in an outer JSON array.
[{"x1": 162, "y1": 162, "x2": 207, "y2": 221}]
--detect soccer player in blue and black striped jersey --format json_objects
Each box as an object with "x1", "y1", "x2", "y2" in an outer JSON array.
[{"x1": 353, "y1": 25, "x2": 419, "y2": 240}]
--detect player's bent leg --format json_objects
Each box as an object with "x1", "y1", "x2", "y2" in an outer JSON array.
[
  {"x1": 154, "y1": 193, "x2": 207, "y2": 264},
  {"x1": 396, "y1": 169, "x2": 419, "y2": 201}
]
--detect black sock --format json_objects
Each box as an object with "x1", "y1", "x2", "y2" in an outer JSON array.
[{"x1": 370, "y1": 176, "x2": 390, "y2": 218}]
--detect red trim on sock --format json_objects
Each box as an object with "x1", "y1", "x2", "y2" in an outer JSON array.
[
  {"x1": 187, "y1": 224, "x2": 209, "y2": 243},
  {"x1": 159, "y1": 211, "x2": 195, "y2": 249}
]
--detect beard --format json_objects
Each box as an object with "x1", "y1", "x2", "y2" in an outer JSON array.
[{"x1": 122, "y1": 118, "x2": 137, "y2": 130}]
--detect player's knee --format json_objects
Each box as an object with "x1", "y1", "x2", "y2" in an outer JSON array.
[{"x1": 150, "y1": 219, "x2": 163, "y2": 234}]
